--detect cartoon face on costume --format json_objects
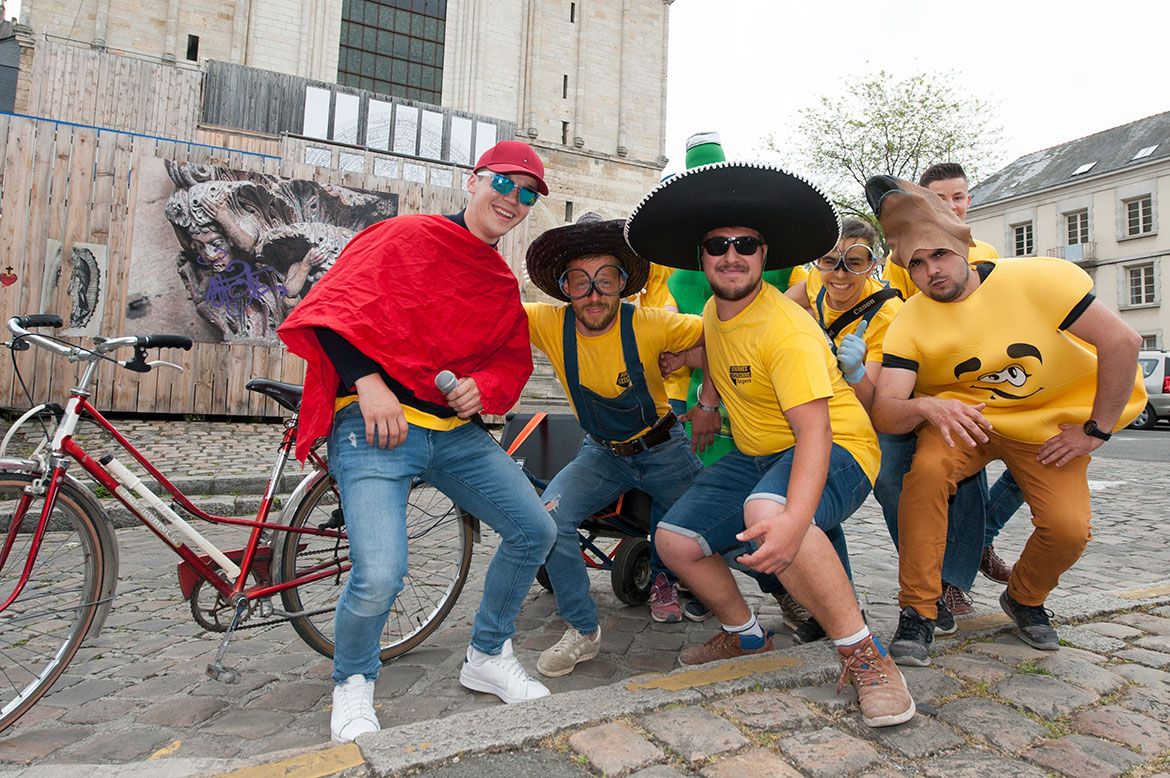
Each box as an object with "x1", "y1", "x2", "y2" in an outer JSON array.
[{"x1": 953, "y1": 343, "x2": 1045, "y2": 402}]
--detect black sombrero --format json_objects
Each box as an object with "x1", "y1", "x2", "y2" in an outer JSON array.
[
  {"x1": 526, "y1": 213, "x2": 649, "y2": 303},
  {"x1": 624, "y1": 162, "x2": 840, "y2": 270}
]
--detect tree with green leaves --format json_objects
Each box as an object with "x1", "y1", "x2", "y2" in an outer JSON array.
[{"x1": 765, "y1": 70, "x2": 1003, "y2": 221}]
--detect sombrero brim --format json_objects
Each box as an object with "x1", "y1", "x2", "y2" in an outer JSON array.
[
  {"x1": 624, "y1": 162, "x2": 840, "y2": 270},
  {"x1": 526, "y1": 219, "x2": 649, "y2": 303}
]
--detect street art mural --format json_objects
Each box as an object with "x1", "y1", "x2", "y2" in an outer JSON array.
[
  {"x1": 39, "y1": 240, "x2": 109, "y2": 337},
  {"x1": 127, "y1": 161, "x2": 398, "y2": 344}
]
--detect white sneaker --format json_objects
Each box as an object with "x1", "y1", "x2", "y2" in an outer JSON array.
[
  {"x1": 330, "y1": 674, "x2": 379, "y2": 742},
  {"x1": 537, "y1": 626, "x2": 601, "y2": 678},
  {"x1": 459, "y1": 639, "x2": 551, "y2": 704}
]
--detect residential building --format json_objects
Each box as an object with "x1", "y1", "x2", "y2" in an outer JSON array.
[{"x1": 968, "y1": 111, "x2": 1170, "y2": 349}]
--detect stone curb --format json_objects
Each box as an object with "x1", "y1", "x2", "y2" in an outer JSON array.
[{"x1": 355, "y1": 582, "x2": 1170, "y2": 776}]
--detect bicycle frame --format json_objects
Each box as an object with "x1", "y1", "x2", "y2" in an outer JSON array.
[{"x1": 0, "y1": 359, "x2": 340, "y2": 622}]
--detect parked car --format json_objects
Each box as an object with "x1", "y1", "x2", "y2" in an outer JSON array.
[{"x1": 1130, "y1": 350, "x2": 1170, "y2": 430}]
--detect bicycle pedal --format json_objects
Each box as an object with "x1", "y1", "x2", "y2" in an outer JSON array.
[{"x1": 205, "y1": 662, "x2": 241, "y2": 684}]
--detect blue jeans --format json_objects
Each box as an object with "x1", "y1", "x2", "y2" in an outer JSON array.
[
  {"x1": 984, "y1": 469, "x2": 1025, "y2": 546},
  {"x1": 327, "y1": 404, "x2": 555, "y2": 683},
  {"x1": 874, "y1": 432, "x2": 984, "y2": 591},
  {"x1": 658, "y1": 444, "x2": 869, "y2": 581},
  {"x1": 540, "y1": 423, "x2": 702, "y2": 633}
]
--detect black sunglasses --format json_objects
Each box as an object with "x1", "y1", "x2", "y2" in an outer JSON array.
[{"x1": 701, "y1": 236, "x2": 763, "y2": 256}]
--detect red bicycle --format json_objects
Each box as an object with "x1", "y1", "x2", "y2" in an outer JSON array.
[{"x1": 0, "y1": 314, "x2": 478, "y2": 734}]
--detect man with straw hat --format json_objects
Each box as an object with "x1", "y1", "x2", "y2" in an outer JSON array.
[
  {"x1": 626, "y1": 162, "x2": 915, "y2": 728},
  {"x1": 866, "y1": 175, "x2": 1146, "y2": 666},
  {"x1": 523, "y1": 213, "x2": 721, "y2": 672}
]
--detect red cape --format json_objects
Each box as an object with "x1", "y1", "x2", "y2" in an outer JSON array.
[{"x1": 278, "y1": 214, "x2": 532, "y2": 460}]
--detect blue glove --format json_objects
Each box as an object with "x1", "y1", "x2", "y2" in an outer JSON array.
[{"x1": 837, "y1": 319, "x2": 868, "y2": 384}]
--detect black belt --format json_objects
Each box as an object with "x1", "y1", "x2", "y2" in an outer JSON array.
[{"x1": 591, "y1": 412, "x2": 677, "y2": 457}]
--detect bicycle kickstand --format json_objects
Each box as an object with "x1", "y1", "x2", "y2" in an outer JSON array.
[{"x1": 205, "y1": 599, "x2": 248, "y2": 684}]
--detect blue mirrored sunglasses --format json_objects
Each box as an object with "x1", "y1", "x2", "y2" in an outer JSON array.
[{"x1": 479, "y1": 172, "x2": 540, "y2": 206}]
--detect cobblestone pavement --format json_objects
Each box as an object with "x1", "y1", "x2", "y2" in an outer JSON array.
[{"x1": 0, "y1": 417, "x2": 1168, "y2": 776}]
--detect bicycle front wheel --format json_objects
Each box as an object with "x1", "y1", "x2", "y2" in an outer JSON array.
[
  {"x1": 0, "y1": 473, "x2": 113, "y2": 734},
  {"x1": 276, "y1": 474, "x2": 474, "y2": 662}
]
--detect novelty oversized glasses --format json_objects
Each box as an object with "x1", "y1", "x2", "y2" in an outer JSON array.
[
  {"x1": 814, "y1": 245, "x2": 877, "y2": 274},
  {"x1": 479, "y1": 172, "x2": 541, "y2": 206},
  {"x1": 559, "y1": 264, "x2": 629, "y2": 299},
  {"x1": 700, "y1": 236, "x2": 764, "y2": 256}
]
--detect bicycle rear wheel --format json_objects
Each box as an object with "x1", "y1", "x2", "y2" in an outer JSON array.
[
  {"x1": 0, "y1": 473, "x2": 113, "y2": 734},
  {"x1": 275, "y1": 474, "x2": 474, "y2": 662}
]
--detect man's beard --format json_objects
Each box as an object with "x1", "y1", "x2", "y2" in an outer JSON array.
[
  {"x1": 708, "y1": 264, "x2": 762, "y2": 302},
  {"x1": 921, "y1": 268, "x2": 971, "y2": 303},
  {"x1": 573, "y1": 298, "x2": 620, "y2": 331}
]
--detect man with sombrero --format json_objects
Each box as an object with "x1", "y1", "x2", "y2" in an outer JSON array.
[
  {"x1": 866, "y1": 175, "x2": 1146, "y2": 665},
  {"x1": 523, "y1": 213, "x2": 721, "y2": 675},
  {"x1": 625, "y1": 162, "x2": 915, "y2": 728}
]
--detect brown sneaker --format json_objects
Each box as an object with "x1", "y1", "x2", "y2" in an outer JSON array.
[
  {"x1": 680, "y1": 629, "x2": 774, "y2": 665},
  {"x1": 837, "y1": 636, "x2": 916, "y2": 727},
  {"x1": 941, "y1": 582, "x2": 975, "y2": 616},
  {"x1": 980, "y1": 545, "x2": 1013, "y2": 585}
]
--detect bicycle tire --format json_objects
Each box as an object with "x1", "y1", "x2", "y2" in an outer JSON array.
[
  {"x1": 0, "y1": 472, "x2": 113, "y2": 734},
  {"x1": 275, "y1": 474, "x2": 474, "y2": 662}
]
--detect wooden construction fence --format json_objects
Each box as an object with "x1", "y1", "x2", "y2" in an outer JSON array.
[{"x1": 0, "y1": 112, "x2": 519, "y2": 417}]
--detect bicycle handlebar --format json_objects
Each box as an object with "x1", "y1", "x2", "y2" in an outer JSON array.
[{"x1": 6, "y1": 316, "x2": 194, "y2": 369}]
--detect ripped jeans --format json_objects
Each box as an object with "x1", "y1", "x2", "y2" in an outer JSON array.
[
  {"x1": 327, "y1": 403, "x2": 554, "y2": 682},
  {"x1": 541, "y1": 423, "x2": 701, "y2": 634}
]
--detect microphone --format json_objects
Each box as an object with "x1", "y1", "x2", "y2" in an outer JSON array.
[{"x1": 435, "y1": 370, "x2": 459, "y2": 395}]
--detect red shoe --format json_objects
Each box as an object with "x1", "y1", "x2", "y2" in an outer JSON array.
[{"x1": 649, "y1": 573, "x2": 681, "y2": 623}]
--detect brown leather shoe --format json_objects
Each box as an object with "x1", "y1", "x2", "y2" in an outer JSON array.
[
  {"x1": 941, "y1": 583, "x2": 975, "y2": 616},
  {"x1": 680, "y1": 629, "x2": 774, "y2": 666},
  {"x1": 980, "y1": 545, "x2": 1013, "y2": 585},
  {"x1": 837, "y1": 636, "x2": 916, "y2": 727}
]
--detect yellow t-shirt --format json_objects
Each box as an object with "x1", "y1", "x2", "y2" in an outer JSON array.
[
  {"x1": 882, "y1": 258, "x2": 1147, "y2": 443},
  {"x1": 884, "y1": 239, "x2": 998, "y2": 299},
  {"x1": 634, "y1": 264, "x2": 691, "y2": 402},
  {"x1": 805, "y1": 273, "x2": 904, "y2": 362},
  {"x1": 524, "y1": 302, "x2": 703, "y2": 440},
  {"x1": 333, "y1": 394, "x2": 468, "y2": 430},
  {"x1": 702, "y1": 284, "x2": 880, "y2": 484},
  {"x1": 787, "y1": 264, "x2": 810, "y2": 286}
]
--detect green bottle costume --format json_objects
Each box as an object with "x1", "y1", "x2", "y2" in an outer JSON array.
[{"x1": 664, "y1": 134, "x2": 792, "y2": 464}]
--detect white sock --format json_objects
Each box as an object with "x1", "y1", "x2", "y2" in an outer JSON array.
[
  {"x1": 833, "y1": 625, "x2": 872, "y2": 648},
  {"x1": 721, "y1": 615, "x2": 765, "y2": 640},
  {"x1": 467, "y1": 645, "x2": 491, "y2": 665}
]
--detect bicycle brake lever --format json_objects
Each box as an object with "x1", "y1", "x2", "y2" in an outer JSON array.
[{"x1": 146, "y1": 360, "x2": 184, "y2": 373}]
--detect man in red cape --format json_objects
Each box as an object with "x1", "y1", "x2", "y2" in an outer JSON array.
[{"x1": 278, "y1": 141, "x2": 556, "y2": 742}]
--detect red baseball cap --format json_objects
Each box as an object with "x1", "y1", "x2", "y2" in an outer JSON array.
[{"x1": 474, "y1": 140, "x2": 548, "y2": 196}]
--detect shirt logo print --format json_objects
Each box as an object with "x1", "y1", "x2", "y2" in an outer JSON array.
[
  {"x1": 729, "y1": 365, "x2": 752, "y2": 385},
  {"x1": 616, "y1": 370, "x2": 631, "y2": 388}
]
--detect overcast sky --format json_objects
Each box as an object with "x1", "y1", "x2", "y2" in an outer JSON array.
[{"x1": 664, "y1": 0, "x2": 1168, "y2": 182}]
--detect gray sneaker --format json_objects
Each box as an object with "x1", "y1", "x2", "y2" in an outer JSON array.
[
  {"x1": 1000, "y1": 590, "x2": 1058, "y2": 650},
  {"x1": 536, "y1": 626, "x2": 601, "y2": 677},
  {"x1": 889, "y1": 606, "x2": 933, "y2": 667}
]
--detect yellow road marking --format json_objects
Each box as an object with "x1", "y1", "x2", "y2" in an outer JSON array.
[
  {"x1": 954, "y1": 613, "x2": 1012, "y2": 631},
  {"x1": 1117, "y1": 584, "x2": 1170, "y2": 600},
  {"x1": 207, "y1": 744, "x2": 364, "y2": 778},
  {"x1": 147, "y1": 740, "x2": 182, "y2": 759},
  {"x1": 625, "y1": 654, "x2": 803, "y2": 692}
]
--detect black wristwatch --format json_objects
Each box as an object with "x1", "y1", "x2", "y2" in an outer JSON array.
[{"x1": 1083, "y1": 420, "x2": 1112, "y2": 441}]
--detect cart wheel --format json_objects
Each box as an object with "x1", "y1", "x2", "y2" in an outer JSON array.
[
  {"x1": 611, "y1": 538, "x2": 652, "y2": 605},
  {"x1": 535, "y1": 564, "x2": 553, "y2": 592}
]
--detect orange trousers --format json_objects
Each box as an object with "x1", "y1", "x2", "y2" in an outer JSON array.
[{"x1": 897, "y1": 425, "x2": 1092, "y2": 619}]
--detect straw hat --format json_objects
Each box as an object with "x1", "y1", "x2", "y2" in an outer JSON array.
[{"x1": 526, "y1": 213, "x2": 648, "y2": 303}]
